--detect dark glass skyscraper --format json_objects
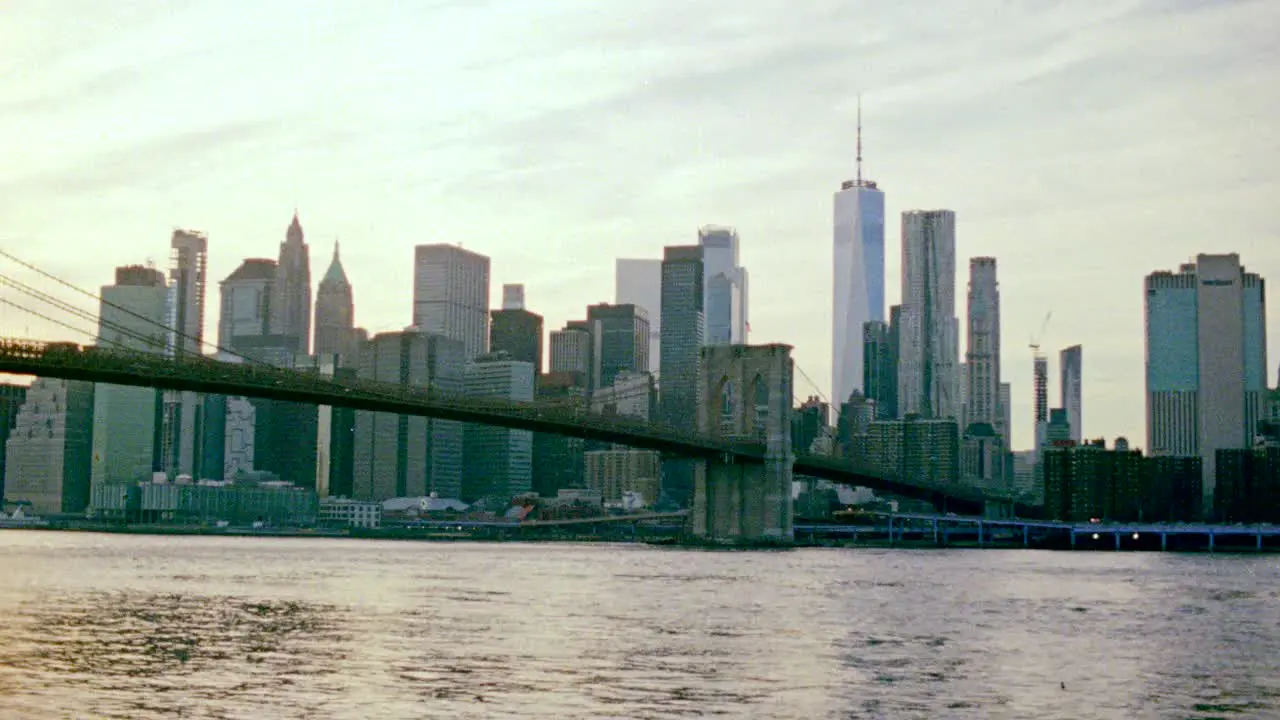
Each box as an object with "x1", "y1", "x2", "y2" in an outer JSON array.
[
  {"x1": 863, "y1": 307, "x2": 899, "y2": 421},
  {"x1": 659, "y1": 245, "x2": 704, "y2": 506},
  {"x1": 490, "y1": 286, "x2": 544, "y2": 375},
  {"x1": 532, "y1": 372, "x2": 586, "y2": 498},
  {"x1": 353, "y1": 332, "x2": 466, "y2": 500},
  {"x1": 586, "y1": 302, "x2": 649, "y2": 392}
]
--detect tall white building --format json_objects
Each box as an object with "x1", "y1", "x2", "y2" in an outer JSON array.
[
  {"x1": 91, "y1": 266, "x2": 169, "y2": 487},
  {"x1": 831, "y1": 112, "x2": 885, "y2": 408},
  {"x1": 412, "y1": 244, "x2": 490, "y2": 361},
  {"x1": 1146, "y1": 254, "x2": 1267, "y2": 515},
  {"x1": 162, "y1": 229, "x2": 208, "y2": 479},
  {"x1": 463, "y1": 355, "x2": 535, "y2": 501},
  {"x1": 698, "y1": 226, "x2": 748, "y2": 346},
  {"x1": 965, "y1": 258, "x2": 1001, "y2": 435},
  {"x1": 898, "y1": 210, "x2": 958, "y2": 420},
  {"x1": 1060, "y1": 345, "x2": 1083, "y2": 444},
  {"x1": 615, "y1": 258, "x2": 662, "y2": 372}
]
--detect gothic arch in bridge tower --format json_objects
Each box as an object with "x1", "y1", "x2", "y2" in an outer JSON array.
[
  {"x1": 713, "y1": 374, "x2": 734, "y2": 438},
  {"x1": 746, "y1": 373, "x2": 769, "y2": 438},
  {"x1": 693, "y1": 344, "x2": 795, "y2": 543}
]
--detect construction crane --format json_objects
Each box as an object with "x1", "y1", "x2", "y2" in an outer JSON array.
[
  {"x1": 1028, "y1": 311, "x2": 1053, "y2": 357},
  {"x1": 1029, "y1": 311, "x2": 1053, "y2": 435}
]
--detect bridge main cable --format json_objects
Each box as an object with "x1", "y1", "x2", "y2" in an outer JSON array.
[{"x1": 0, "y1": 247, "x2": 264, "y2": 367}]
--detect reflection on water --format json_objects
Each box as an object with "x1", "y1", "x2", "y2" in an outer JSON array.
[
  {"x1": 0, "y1": 533, "x2": 1276, "y2": 719},
  {"x1": 0, "y1": 591, "x2": 348, "y2": 718}
]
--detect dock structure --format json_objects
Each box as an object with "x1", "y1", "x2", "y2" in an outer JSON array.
[{"x1": 796, "y1": 512, "x2": 1280, "y2": 552}]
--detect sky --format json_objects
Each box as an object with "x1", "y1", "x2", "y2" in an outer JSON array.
[{"x1": 0, "y1": 0, "x2": 1277, "y2": 451}]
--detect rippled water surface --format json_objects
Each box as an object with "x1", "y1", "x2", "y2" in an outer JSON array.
[{"x1": 0, "y1": 533, "x2": 1277, "y2": 719}]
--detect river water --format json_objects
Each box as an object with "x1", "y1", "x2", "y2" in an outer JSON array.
[{"x1": 0, "y1": 532, "x2": 1276, "y2": 719}]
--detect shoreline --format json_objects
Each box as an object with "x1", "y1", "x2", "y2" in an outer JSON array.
[{"x1": 2, "y1": 524, "x2": 1276, "y2": 553}]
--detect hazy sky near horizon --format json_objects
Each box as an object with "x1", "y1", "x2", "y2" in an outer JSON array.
[{"x1": 1, "y1": 0, "x2": 1277, "y2": 450}]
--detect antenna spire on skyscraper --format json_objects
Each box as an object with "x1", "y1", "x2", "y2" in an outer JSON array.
[{"x1": 856, "y1": 93, "x2": 863, "y2": 187}]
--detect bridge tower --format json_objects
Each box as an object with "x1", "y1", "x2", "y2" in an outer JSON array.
[{"x1": 692, "y1": 344, "x2": 795, "y2": 543}]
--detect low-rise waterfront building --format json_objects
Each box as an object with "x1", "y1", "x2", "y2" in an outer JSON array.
[{"x1": 318, "y1": 497, "x2": 381, "y2": 529}]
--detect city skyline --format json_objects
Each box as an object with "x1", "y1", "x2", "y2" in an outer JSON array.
[{"x1": 1, "y1": 1, "x2": 1278, "y2": 451}]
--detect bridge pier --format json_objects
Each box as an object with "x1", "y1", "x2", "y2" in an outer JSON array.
[{"x1": 691, "y1": 344, "x2": 794, "y2": 545}]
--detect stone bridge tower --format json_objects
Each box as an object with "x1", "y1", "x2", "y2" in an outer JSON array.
[{"x1": 692, "y1": 344, "x2": 794, "y2": 543}]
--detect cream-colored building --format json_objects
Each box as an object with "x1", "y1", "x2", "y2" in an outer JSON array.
[{"x1": 584, "y1": 449, "x2": 660, "y2": 506}]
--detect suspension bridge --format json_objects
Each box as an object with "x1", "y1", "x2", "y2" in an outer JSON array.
[{"x1": 0, "y1": 249, "x2": 1030, "y2": 541}]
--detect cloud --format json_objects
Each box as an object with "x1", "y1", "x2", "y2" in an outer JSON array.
[
  {"x1": 0, "y1": 119, "x2": 286, "y2": 197},
  {"x1": 0, "y1": 0, "x2": 1276, "y2": 449}
]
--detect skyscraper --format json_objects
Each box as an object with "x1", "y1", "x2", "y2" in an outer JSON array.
[
  {"x1": 1060, "y1": 345, "x2": 1083, "y2": 444},
  {"x1": 218, "y1": 259, "x2": 276, "y2": 348},
  {"x1": 898, "y1": 210, "x2": 959, "y2": 420},
  {"x1": 314, "y1": 240, "x2": 358, "y2": 365},
  {"x1": 966, "y1": 258, "x2": 1001, "y2": 435},
  {"x1": 549, "y1": 322, "x2": 591, "y2": 383},
  {"x1": 586, "y1": 303, "x2": 649, "y2": 392},
  {"x1": 161, "y1": 229, "x2": 207, "y2": 480},
  {"x1": 463, "y1": 353, "x2": 535, "y2": 501},
  {"x1": 4, "y1": 378, "x2": 94, "y2": 514},
  {"x1": 215, "y1": 259, "x2": 276, "y2": 482},
  {"x1": 217, "y1": 258, "x2": 317, "y2": 485},
  {"x1": 0, "y1": 384, "x2": 27, "y2": 503},
  {"x1": 489, "y1": 284, "x2": 544, "y2": 374},
  {"x1": 862, "y1": 313, "x2": 898, "y2": 420},
  {"x1": 1146, "y1": 254, "x2": 1268, "y2": 515},
  {"x1": 659, "y1": 244, "x2": 704, "y2": 505},
  {"x1": 615, "y1": 259, "x2": 662, "y2": 372},
  {"x1": 1033, "y1": 353, "x2": 1049, "y2": 451},
  {"x1": 270, "y1": 212, "x2": 312, "y2": 356},
  {"x1": 91, "y1": 265, "x2": 169, "y2": 487},
  {"x1": 698, "y1": 226, "x2": 748, "y2": 346},
  {"x1": 353, "y1": 331, "x2": 466, "y2": 500},
  {"x1": 168, "y1": 229, "x2": 208, "y2": 356},
  {"x1": 1000, "y1": 382, "x2": 1012, "y2": 445},
  {"x1": 831, "y1": 105, "x2": 886, "y2": 408},
  {"x1": 532, "y1": 372, "x2": 586, "y2": 498},
  {"x1": 413, "y1": 244, "x2": 490, "y2": 360}
]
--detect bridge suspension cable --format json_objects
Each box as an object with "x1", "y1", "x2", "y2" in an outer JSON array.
[
  {"x1": 0, "y1": 272, "x2": 165, "y2": 350},
  {"x1": 0, "y1": 253, "x2": 660, "y2": 424},
  {"x1": 0, "y1": 249, "x2": 532, "y2": 413},
  {"x1": 0, "y1": 297, "x2": 104, "y2": 346},
  {"x1": 0, "y1": 250, "x2": 816, "y2": 438},
  {"x1": 0, "y1": 247, "x2": 261, "y2": 366},
  {"x1": 793, "y1": 362, "x2": 829, "y2": 406}
]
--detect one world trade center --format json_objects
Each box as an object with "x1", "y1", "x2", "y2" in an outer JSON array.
[{"x1": 832, "y1": 101, "x2": 885, "y2": 410}]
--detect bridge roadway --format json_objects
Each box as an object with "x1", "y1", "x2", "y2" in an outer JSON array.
[{"x1": 0, "y1": 339, "x2": 1011, "y2": 513}]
